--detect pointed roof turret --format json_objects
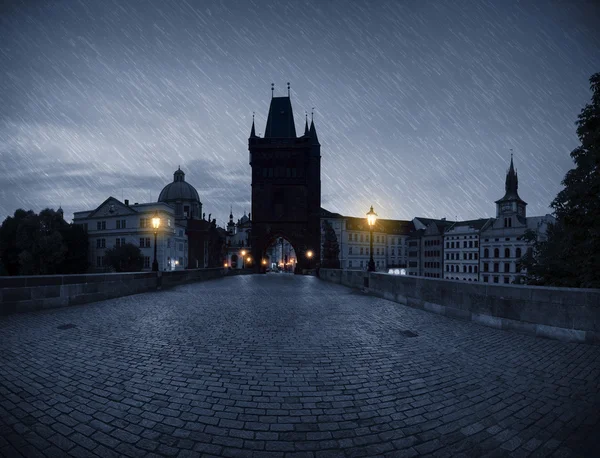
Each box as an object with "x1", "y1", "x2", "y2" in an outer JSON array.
[
  {"x1": 250, "y1": 113, "x2": 257, "y2": 138},
  {"x1": 309, "y1": 119, "x2": 319, "y2": 145},
  {"x1": 505, "y1": 154, "x2": 517, "y2": 194},
  {"x1": 495, "y1": 154, "x2": 526, "y2": 205},
  {"x1": 264, "y1": 84, "x2": 297, "y2": 138},
  {"x1": 304, "y1": 112, "x2": 309, "y2": 136}
]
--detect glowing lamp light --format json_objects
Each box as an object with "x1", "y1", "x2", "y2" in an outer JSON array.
[
  {"x1": 262, "y1": 259, "x2": 267, "y2": 265},
  {"x1": 224, "y1": 262, "x2": 228, "y2": 267},
  {"x1": 366, "y1": 205, "x2": 377, "y2": 227},
  {"x1": 306, "y1": 250, "x2": 313, "y2": 259},
  {"x1": 152, "y1": 211, "x2": 161, "y2": 230},
  {"x1": 241, "y1": 249, "x2": 247, "y2": 256},
  {"x1": 247, "y1": 257, "x2": 251, "y2": 263}
]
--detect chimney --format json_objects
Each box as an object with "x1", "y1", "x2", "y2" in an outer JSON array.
[{"x1": 124, "y1": 199, "x2": 129, "y2": 206}]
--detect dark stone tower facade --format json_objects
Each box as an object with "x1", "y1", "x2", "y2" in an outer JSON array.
[
  {"x1": 495, "y1": 155, "x2": 527, "y2": 219},
  {"x1": 249, "y1": 90, "x2": 321, "y2": 272}
]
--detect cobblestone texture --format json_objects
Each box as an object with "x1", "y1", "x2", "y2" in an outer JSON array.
[{"x1": 1, "y1": 274, "x2": 599, "y2": 457}]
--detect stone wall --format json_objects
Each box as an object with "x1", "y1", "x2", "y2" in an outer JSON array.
[
  {"x1": 319, "y1": 269, "x2": 600, "y2": 344},
  {"x1": 0, "y1": 268, "x2": 239, "y2": 315}
]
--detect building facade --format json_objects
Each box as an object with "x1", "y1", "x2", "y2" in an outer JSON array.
[
  {"x1": 320, "y1": 208, "x2": 413, "y2": 271},
  {"x1": 73, "y1": 197, "x2": 187, "y2": 272},
  {"x1": 224, "y1": 210, "x2": 253, "y2": 269},
  {"x1": 443, "y1": 219, "x2": 488, "y2": 281},
  {"x1": 479, "y1": 157, "x2": 555, "y2": 284}
]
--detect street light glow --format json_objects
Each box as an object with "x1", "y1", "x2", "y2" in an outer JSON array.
[
  {"x1": 366, "y1": 205, "x2": 377, "y2": 227},
  {"x1": 152, "y1": 211, "x2": 160, "y2": 230},
  {"x1": 307, "y1": 250, "x2": 313, "y2": 258}
]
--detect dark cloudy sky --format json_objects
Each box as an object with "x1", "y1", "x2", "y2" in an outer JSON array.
[{"x1": 1, "y1": 0, "x2": 598, "y2": 226}]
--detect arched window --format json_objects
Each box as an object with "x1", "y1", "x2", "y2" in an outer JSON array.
[
  {"x1": 516, "y1": 248, "x2": 522, "y2": 258},
  {"x1": 504, "y1": 248, "x2": 510, "y2": 258},
  {"x1": 484, "y1": 248, "x2": 489, "y2": 258},
  {"x1": 494, "y1": 248, "x2": 500, "y2": 258}
]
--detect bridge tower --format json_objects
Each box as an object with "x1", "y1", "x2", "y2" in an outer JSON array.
[{"x1": 249, "y1": 85, "x2": 321, "y2": 272}]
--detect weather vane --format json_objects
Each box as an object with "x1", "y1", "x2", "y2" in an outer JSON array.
[
  {"x1": 287, "y1": 82, "x2": 290, "y2": 97},
  {"x1": 271, "y1": 83, "x2": 274, "y2": 98}
]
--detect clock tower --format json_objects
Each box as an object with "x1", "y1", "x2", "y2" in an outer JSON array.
[{"x1": 494, "y1": 155, "x2": 527, "y2": 218}]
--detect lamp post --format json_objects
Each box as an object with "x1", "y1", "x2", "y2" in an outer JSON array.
[
  {"x1": 152, "y1": 211, "x2": 160, "y2": 272},
  {"x1": 366, "y1": 205, "x2": 377, "y2": 272},
  {"x1": 306, "y1": 250, "x2": 313, "y2": 270},
  {"x1": 241, "y1": 249, "x2": 246, "y2": 269}
]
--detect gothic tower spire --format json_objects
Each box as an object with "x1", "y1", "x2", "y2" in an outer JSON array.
[{"x1": 250, "y1": 112, "x2": 256, "y2": 138}]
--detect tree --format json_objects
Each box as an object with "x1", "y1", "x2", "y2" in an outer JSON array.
[
  {"x1": 0, "y1": 209, "x2": 34, "y2": 275},
  {"x1": 0, "y1": 208, "x2": 89, "y2": 276},
  {"x1": 105, "y1": 243, "x2": 144, "y2": 272},
  {"x1": 59, "y1": 224, "x2": 89, "y2": 274},
  {"x1": 321, "y1": 220, "x2": 340, "y2": 269},
  {"x1": 522, "y1": 72, "x2": 600, "y2": 288}
]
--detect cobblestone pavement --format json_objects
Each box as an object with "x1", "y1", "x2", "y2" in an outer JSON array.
[{"x1": 1, "y1": 274, "x2": 599, "y2": 458}]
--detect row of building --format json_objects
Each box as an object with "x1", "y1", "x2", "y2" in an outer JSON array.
[
  {"x1": 72, "y1": 155, "x2": 552, "y2": 284},
  {"x1": 320, "y1": 156, "x2": 554, "y2": 284}
]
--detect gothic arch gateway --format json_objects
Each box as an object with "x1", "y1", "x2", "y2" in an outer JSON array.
[{"x1": 249, "y1": 90, "x2": 321, "y2": 272}]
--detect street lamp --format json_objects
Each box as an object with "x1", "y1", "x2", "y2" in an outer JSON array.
[
  {"x1": 306, "y1": 250, "x2": 313, "y2": 270},
  {"x1": 241, "y1": 249, "x2": 246, "y2": 269},
  {"x1": 366, "y1": 205, "x2": 377, "y2": 272},
  {"x1": 152, "y1": 211, "x2": 160, "y2": 272}
]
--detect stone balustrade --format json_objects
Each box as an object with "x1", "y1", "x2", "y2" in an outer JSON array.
[
  {"x1": 0, "y1": 268, "x2": 244, "y2": 315},
  {"x1": 319, "y1": 269, "x2": 600, "y2": 344}
]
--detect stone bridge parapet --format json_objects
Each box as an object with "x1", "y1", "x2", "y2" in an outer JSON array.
[
  {"x1": 0, "y1": 268, "x2": 248, "y2": 315},
  {"x1": 320, "y1": 269, "x2": 600, "y2": 344}
]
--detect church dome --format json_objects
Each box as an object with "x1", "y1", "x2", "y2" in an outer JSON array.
[
  {"x1": 158, "y1": 167, "x2": 202, "y2": 219},
  {"x1": 158, "y1": 167, "x2": 200, "y2": 203}
]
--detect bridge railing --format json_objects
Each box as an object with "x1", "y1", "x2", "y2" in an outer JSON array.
[
  {"x1": 0, "y1": 268, "x2": 248, "y2": 316},
  {"x1": 319, "y1": 269, "x2": 600, "y2": 344}
]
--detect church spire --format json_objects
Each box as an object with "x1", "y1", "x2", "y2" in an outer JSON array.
[
  {"x1": 250, "y1": 112, "x2": 256, "y2": 138},
  {"x1": 309, "y1": 108, "x2": 319, "y2": 145},
  {"x1": 505, "y1": 153, "x2": 518, "y2": 194},
  {"x1": 304, "y1": 111, "x2": 309, "y2": 136}
]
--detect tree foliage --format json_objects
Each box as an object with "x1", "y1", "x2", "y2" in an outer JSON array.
[
  {"x1": 0, "y1": 208, "x2": 89, "y2": 276},
  {"x1": 105, "y1": 243, "x2": 144, "y2": 272},
  {"x1": 521, "y1": 73, "x2": 600, "y2": 288},
  {"x1": 321, "y1": 220, "x2": 340, "y2": 269}
]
